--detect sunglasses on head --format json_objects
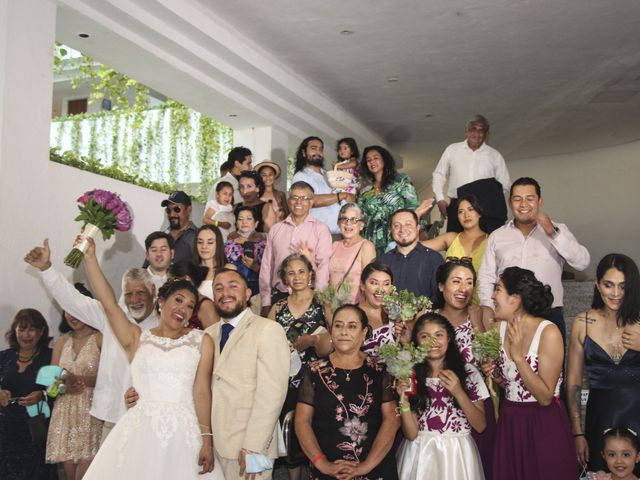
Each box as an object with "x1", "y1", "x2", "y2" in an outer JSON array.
[
  {"x1": 165, "y1": 206, "x2": 182, "y2": 214},
  {"x1": 446, "y1": 256, "x2": 473, "y2": 265}
]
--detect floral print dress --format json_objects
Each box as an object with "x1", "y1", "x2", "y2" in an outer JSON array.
[
  {"x1": 357, "y1": 173, "x2": 419, "y2": 256},
  {"x1": 297, "y1": 357, "x2": 398, "y2": 480}
]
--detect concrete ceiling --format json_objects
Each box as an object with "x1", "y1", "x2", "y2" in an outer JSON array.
[{"x1": 55, "y1": 0, "x2": 640, "y2": 191}]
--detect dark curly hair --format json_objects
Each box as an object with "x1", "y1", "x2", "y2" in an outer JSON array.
[
  {"x1": 5, "y1": 309, "x2": 52, "y2": 351},
  {"x1": 238, "y1": 170, "x2": 265, "y2": 198},
  {"x1": 409, "y1": 312, "x2": 468, "y2": 415},
  {"x1": 591, "y1": 254, "x2": 640, "y2": 327},
  {"x1": 294, "y1": 136, "x2": 324, "y2": 173},
  {"x1": 169, "y1": 261, "x2": 208, "y2": 288},
  {"x1": 360, "y1": 146, "x2": 398, "y2": 191},
  {"x1": 155, "y1": 278, "x2": 199, "y2": 313},
  {"x1": 433, "y1": 260, "x2": 476, "y2": 309},
  {"x1": 500, "y1": 266, "x2": 553, "y2": 318}
]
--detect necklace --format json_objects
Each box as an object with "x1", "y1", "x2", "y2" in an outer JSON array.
[
  {"x1": 342, "y1": 368, "x2": 354, "y2": 382},
  {"x1": 17, "y1": 349, "x2": 38, "y2": 363}
]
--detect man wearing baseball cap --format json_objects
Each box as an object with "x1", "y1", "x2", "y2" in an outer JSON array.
[{"x1": 160, "y1": 191, "x2": 197, "y2": 264}]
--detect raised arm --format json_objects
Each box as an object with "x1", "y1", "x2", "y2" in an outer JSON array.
[
  {"x1": 566, "y1": 313, "x2": 589, "y2": 466},
  {"x1": 421, "y1": 231, "x2": 456, "y2": 252},
  {"x1": 83, "y1": 238, "x2": 140, "y2": 356}
]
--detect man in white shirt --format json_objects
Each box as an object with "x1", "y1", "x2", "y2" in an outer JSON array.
[
  {"x1": 291, "y1": 136, "x2": 355, "y2": 234},
  {"x1": 207, "y1": 146, "x2": 253, "y2": 204},
  {"x1": 477, "y1": 177, "x2": 590, "y2": 341},
  {"x1": 432, "y1": 115, "x2": 511, "y2": 232},
  {"x1": 143, "y1": 231, "x2": 174, "y2": 290},
  {"x1": 24, "y1": 239, "x2": 159, "y2": 443}
]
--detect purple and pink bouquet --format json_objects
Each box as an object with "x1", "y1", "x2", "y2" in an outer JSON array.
[{"x1": 64, "y1": 189, "x2": 133, "y2": 268}]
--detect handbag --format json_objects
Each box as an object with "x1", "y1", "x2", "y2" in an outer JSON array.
[
  {"x1": 281, "y1": 409, "x2": 306, "y2": 465},
  {"x1": 27, "y1": 400, "x2": 48, "y2": 446}
]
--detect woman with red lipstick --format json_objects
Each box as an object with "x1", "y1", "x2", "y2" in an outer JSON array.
[
  {"x1": 422, "y1": 195, "x2": 487, "y2": 305},
  {"x1": 81, "y1": 239, "x2": 222, "y2": 479},
  {"x1": 567, "y1": 254, "x2": 640, "y2": 475},
  {"x1": 0, "y1": 309, "x2": 53, "y2": 480}
]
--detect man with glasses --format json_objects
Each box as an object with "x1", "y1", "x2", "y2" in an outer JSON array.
[
  {"x1": 259, "y1": 181, "x2": 332, "y2": 316},
  {"x1": 160, "y1": 190, "x2": 197, "y2": 264}
]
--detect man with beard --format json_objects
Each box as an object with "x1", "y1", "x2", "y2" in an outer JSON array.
[
  {"x1": 206, "y1": 268, "x2": 289, "y2": 479},
  {"x1": 24, "y1": 239, "x2": 159, "y2": 442},
  {"x1": 291, "y1": 136, "x2": 356, "y2": 234},
  {"x1": 477, "y1": 177, "x2": 590, "y2": 340},
  {"x1": 160, "y1": 190, "x2": 197, "y2": 264},
  {"x1": 208, "y1": 146, "x2": 253, "y2": 205},
  {"x1": 379, "y1": 209, "x2": 444, "y2": 299}
]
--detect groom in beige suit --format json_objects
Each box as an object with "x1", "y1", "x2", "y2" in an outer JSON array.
[{"x1": 206, "y1": 269, "x2": 290, "y2": 479}]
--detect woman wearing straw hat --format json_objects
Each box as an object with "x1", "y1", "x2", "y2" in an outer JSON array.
[{"x1": 256, "y1": 160, "x2": 289, "y2": 222}]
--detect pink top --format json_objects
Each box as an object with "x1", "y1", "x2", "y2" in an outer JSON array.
[
  {"x1": 329, "y1": 239, "x2": 365, "y2": 304},
  {"x1": 259, "y1": 214, "x2": 332, "y2": 307},
  {"x1": 496, "y1": 320, "x2": 561, "y2": 402}
]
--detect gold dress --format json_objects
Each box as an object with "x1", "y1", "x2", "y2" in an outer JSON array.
[{"x1": 46, "y1": 333, "x2": 102, "y2": 463}]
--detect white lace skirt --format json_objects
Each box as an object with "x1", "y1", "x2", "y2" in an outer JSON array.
[
  {"x1": 84, "y1": 400, "x2": 225, "y2": 479},
  {"x1": 396, "y1": 430, "x2": 485, "y2": 480}
]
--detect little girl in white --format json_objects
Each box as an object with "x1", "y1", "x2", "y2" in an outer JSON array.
[
  {"x1": 329, "y1": 137, "x2": 360, "y2": 195},
  {"x1": 587, "y1": 427, "x2": 640, "y2": 480},
  {"x1": 203, "y1": 181, "x2": 235, "y2": 241},
  {"x1": 396, "y1": 312, "x2": 488, "y2": 480}
]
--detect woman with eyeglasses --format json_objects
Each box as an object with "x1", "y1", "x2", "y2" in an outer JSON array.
[
  {"x1": 422, "y1": 195, "x2": 488, "y2": 304},
  {"x1": 329, "y1": 203, "x2": 376, "y2": 304}
]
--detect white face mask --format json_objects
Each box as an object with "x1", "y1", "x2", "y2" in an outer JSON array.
[{"x1": 238, "y1": 229, "x2": 254, "y2": 238}]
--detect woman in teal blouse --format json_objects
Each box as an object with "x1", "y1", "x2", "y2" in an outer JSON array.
[{"x1": 357, "y1": 145, "x2": 420, "y2": 256}]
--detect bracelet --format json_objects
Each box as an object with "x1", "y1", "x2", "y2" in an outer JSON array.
[
  {"x1": 573, "y1": 433, "x2": 585, "y2": 437},
  {"x1": 311, "y1": 453, "x2": 326, "y2": 466},
  {"x1": 399, "y1": 404, "x2": 411, "y2": 414},
  {"x1": 213, "y1": 220, "x2": 219, "y2": 227},
  {"x1": 201, "y1": 433, "x2": 214, "y2": 437}
]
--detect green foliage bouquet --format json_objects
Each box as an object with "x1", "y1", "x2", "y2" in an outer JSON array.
[
  {"x1": 381, "y1": 286, "x2": 433, "y2": 323},
  {"x1": 376, "y1": 342, "x2": 432, "y2": 381},
  {"x1": 315, "y1": 282, "x2": 352, "y2": 311},
  {"x1": 472, "y1": 326, "x2": 502, "y2": 419}
]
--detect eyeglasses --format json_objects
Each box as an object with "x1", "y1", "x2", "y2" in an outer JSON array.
[
  {"x1": 446, "y1": 256, "x2": 473, "y2": 265},
  {"x1": 165, "y1": 206, "x2": 182, "y2": 214},
  {"x1": 338, "y1": 217, "x2": 362, "y2": 225},
  {"x1": 289, "y1": 195, "x2": 312, "y2": 203}
]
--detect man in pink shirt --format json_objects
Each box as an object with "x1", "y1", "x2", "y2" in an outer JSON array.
[{"x1": 259, "y1": 181, "x2": 332, "y2": 316}]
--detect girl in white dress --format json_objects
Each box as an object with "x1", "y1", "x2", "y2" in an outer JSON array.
[
  {"x1": 81, "y1": 238, "x2": 224, "y2": 479},
  {"x1": 396, "y1": 312, "x2": 488, "y2": 480}
]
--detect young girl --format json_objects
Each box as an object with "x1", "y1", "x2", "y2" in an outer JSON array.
[
  {"x1": 330, "y1": 137, "x2": 360, "y2": 195},
  {"x1": 396, "y1": 312, "x2": 488, "y2": 480},
  {"x1": 588, "y1": 427, "x2": 640, "y2": 480},
  {"x1": 203, "y1": 181, "x2": 235, "y2": 241}
]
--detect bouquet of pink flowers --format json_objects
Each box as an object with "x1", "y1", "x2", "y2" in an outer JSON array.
[{"x1": 64, "y1": 189, "x2": 133, "y2": 268}]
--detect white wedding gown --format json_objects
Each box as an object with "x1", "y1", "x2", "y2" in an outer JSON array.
[{"x1": 84, "y1": 329, "x2": 224, "y2": 479}]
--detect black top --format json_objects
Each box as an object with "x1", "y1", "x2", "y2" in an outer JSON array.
[
  {"x1": 298, "y1": 357, "x2": 398, "y2": 480},
  {"x1": 379, "y1": 243, "x2": 444, "y2": 299},
  {"x1": 0, "y1": 347, "x2": 53, "y2": 480}
]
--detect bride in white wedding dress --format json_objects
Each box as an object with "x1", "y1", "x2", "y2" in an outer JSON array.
[{"x1": 81, "y1": 239, "x2": 224, "y2": 479}]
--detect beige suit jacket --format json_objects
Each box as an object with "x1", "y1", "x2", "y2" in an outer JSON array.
[{"x1": 206, "y1": 309, "x2": 290, "y2": 460}]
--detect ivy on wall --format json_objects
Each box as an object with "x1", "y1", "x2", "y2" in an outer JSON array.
[{"x1": 53, "y1": 45, "x2": 233, "y2": 199}]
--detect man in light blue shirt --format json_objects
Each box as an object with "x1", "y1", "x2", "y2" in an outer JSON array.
[{"x1": 291, "y1": 136, "x2": 356, "y2": 234}]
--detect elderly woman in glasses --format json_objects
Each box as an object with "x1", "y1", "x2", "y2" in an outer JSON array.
[{"x1": 329, "y1": 203, "x2": 376, "y2": 304}]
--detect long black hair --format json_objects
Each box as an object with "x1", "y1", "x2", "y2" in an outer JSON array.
[
  {"x1": 294, "y1": 136, "x2": 323, "y2": 173},
  {"x1": 591, "y1": 253, "x2": 640, "y2": 327},
  {"x1": 433, "y1": 260, "x2": 476, "y2": 309},
  {"x1": 409, "y1": 312, "x2": 468, "y2": 414}
]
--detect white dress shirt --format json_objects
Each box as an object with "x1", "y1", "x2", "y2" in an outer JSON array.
[
  {"x1": 146, "y1": 267, "x2": 167, "y2": 292},
  {"x1": 477, "y1": 220, "x2": 590, "y2": 308},
  {"x1": 432, "y1": 140, "x2": 511, "y2": 201},
  {"x1": 41, "y1": 267, "x2": 159, "y2": 423},
  {"x1": 292, "y1": 167, "x2": 342, "y2": 234}
]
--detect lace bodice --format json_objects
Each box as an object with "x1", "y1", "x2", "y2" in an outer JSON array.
[
  {"x1": 496, "y1": 320, "x2": 561, "y2": 402},
  {"x1": 132, "y1": 329, "x2": 204, "y2": 405}
]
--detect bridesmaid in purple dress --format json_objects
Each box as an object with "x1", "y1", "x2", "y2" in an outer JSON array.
[
  {"x1": 485, "y1": 267, "x2": 577, "y2": 479},
  {"x1": 434, "y1": 259, "x2": 496, "y2": 479}
]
